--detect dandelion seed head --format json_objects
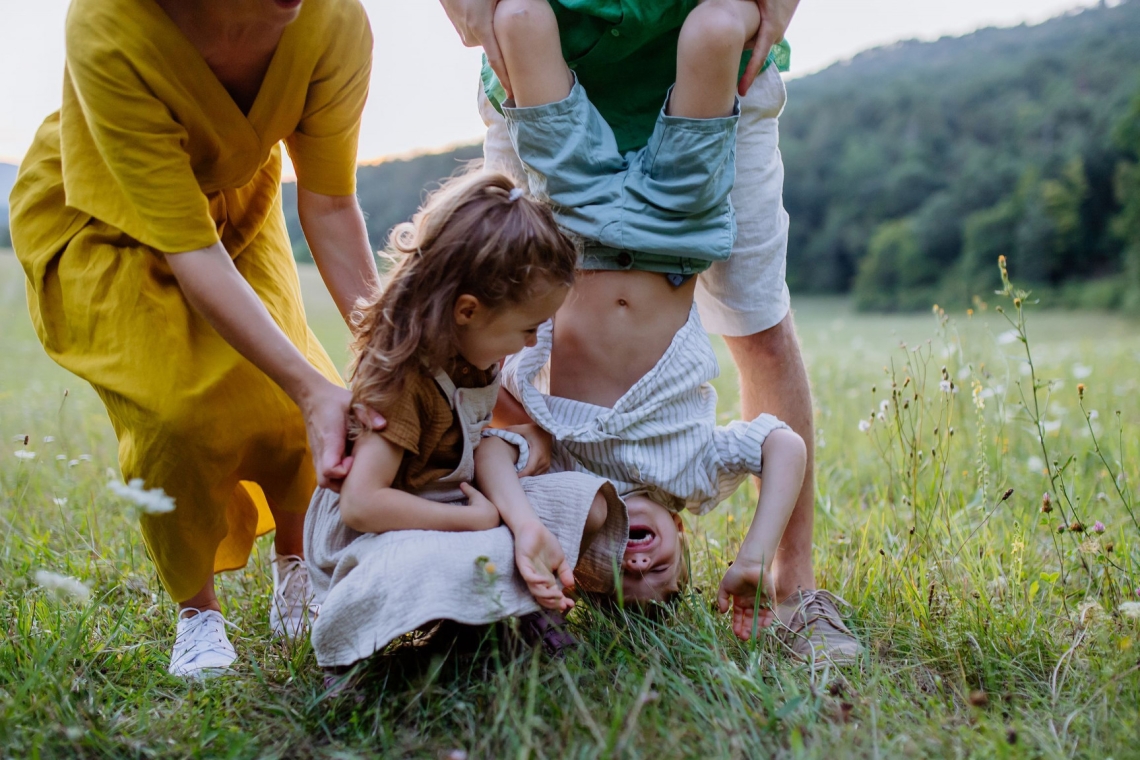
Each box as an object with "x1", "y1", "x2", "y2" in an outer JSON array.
[
  {"x1": 939, "y1": 380, "x2": 952, "y2": 393},
  {"x1": 1119, "y1": 602, "x2": 1140, "y2": 620},
  {"x1": 34, "y1": 570, "x2": 91, "y2": 604},
  {"x1": 880, "y1": 400, "x2": 890, "y2": 412},
  {"x1": 858, "y1": 420, "x2": 871, "y2": 433}
]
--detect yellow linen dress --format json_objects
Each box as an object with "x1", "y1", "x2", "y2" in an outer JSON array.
[{"x1": 9, "y1": 0, "x2": 372, "y2": 602}]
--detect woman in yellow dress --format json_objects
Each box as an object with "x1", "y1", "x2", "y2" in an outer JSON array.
[{"x1": 10, "y1": 0, "x2": 381, "y2": 677}]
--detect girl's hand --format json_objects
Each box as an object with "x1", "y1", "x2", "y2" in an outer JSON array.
[
  {"x1": 506, "y1": 423, "x2": 552, "y2": 476},
  {"x1": 513, "y1": 521, "x2": 575, "y2": 611},
  {"x1": 459, "y1": 483, "x2": 504, "y2": 531},
  {"x1": 716, "y1": 559, "x2": 778, "y2": 640}
]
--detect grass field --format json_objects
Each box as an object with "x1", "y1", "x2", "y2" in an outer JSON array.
[{"x1": 3, "y1": 251, "x2": 1140, "y2": 758}]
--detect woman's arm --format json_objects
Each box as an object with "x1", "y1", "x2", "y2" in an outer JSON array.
[
  {"x1": 716, "y1": 427, "x2": 807, "y2": 639},
  {"x1": 475, "y1": 436, "x2": 575, "y2": 610},
  {"x1": 339, "y1": 433, "x2": 501, "y2": 534},
  {"x1": 297, "y1": 188, "x2": 382, "y2": 322},
  {"x1": 165, "y1": 243, "x2": 353, "y2": 489}
]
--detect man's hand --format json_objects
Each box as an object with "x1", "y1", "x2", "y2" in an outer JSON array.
[
  {"x1": 439, "y1": 0, "x2": 512, "y2": 96},
  {"x1": 507, "y1": 423, "x2": 552, "y2": 476},
  {"x1": 513, "y1": 520, "x2": 575, "y2": 611},
  {"x1": 739, "y1": 0, "x2": 800, "y2": 95},
  {"x1": 717, "y1": 559, "x2": 778, "y2": 640}
]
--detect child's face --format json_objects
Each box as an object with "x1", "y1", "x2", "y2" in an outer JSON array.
[
  {"x1": 620, "y1": 495, "x2": 684, "y2": 602},
  {"x1": 453, "y1": 284, "x2": 569, "y2": 370}
]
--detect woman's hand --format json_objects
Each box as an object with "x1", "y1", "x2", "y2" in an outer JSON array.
[
  {"x1": 438, "y1": 0, "x2": 511, "y2": 96},
  {"x1": 458, "y1": 482, "x2": 504, "y2": 531},
  {"x1": 513, "y1": 520, "x2": 575, "y2": 611},
  {"x1": 716, "y1": 558, "x2": 778, "y2": 640},
  {"x1": 739, "y1": 0, "x2": 800, "y2": 96},
  {"x1": 506, "y1": 423, "x2": 552, "y2": 476},
  {"x1": 298, "y1": 380, "x2": 356, "y2": 491}
]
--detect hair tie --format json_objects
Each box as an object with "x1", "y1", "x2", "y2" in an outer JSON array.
[{"x1": 508, "y1": 187, "x2": 524, "y2": 202}]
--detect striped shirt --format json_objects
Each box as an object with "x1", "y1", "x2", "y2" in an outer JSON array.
[{"x1": 500, "y1": 306, "x2": 789, "y2": 515}]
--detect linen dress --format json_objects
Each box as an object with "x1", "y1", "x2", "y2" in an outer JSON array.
[
  {"x1": 305, "y1": 367, "x2": 628, "y2": 667},
  {"x1": 9, "y1": 0, "x2": 372, "y2": 602}
]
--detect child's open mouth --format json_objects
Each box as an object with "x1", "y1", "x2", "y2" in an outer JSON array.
[{"x1": 627, "y1": 524, "x2": 657, "y2": 551}]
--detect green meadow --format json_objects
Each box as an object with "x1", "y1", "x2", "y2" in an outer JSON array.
[{"x1": 2, "y1": 251, "x2": 1139, "y2": 758}]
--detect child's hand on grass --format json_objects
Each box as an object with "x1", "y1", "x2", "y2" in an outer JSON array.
[
  {"x1": 458, "y1": 483, "x2": 504, "y2": 531},
  {"x1": 513, "y1": 520, "x2": 575, "y2": 612},
  {"x1": 717, "y1": 559, "x2": 778, "y2": 640}
]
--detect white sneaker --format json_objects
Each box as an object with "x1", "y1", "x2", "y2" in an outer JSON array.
[
  {"x1": 270, "y1": 550, "x2": 318, "y2": 640},
  {"x1": 168, "y1": 608, "x2": 237, "y2": 678}
]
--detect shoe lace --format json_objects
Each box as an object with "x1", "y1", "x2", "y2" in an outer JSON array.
[
  {"x1": 781, "y1": 589, "x2": 852, "y2": 633},
  {"x1": 174, "y1": 609, "x2": 238, "y2": 658}
]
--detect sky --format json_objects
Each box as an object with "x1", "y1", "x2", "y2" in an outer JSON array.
[{"x1": 0, "y1": 0, "x2": 1108, "y2": 165}]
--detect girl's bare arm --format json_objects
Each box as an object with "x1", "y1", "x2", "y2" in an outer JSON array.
[{"x1": 338, "y1": 433, "x2": 501, "y2": 534}]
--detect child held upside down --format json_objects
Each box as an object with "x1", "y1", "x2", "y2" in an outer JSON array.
[
  {"x1": 485, "y1": 0, "x2": 810, "y2": 637},
  {"x1": 304, "y1": 172, "x2": 628, "y2": 668}
]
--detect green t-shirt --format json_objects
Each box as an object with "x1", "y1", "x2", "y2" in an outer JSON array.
[{"x1": 481, "y1": 0, "x2": 791, "y2": 154}]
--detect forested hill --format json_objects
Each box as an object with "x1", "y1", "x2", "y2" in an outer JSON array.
[{"x1": 780, "y1": 0, "x2": 1140, "y2": 309}]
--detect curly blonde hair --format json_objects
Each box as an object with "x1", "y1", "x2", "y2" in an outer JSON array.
[{"x1": 348, "y1": 169, "x2": 577, "y2": 436}]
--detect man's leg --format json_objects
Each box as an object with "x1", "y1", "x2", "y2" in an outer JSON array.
[
  {"x1": 696, "y1": 65, "x2": 859, "y2": 662},
  {"x1": 723, "y1": 316, "x2": 815, "y2": 600}
]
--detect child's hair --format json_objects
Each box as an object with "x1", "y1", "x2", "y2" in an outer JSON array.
[{"x1": 348, "y1": 169, "x2": 578, "y2": 436}]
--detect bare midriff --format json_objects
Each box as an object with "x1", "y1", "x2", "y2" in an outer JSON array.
[{"x1": 550, "y1": 270, "x2": 696, "y2": 408}]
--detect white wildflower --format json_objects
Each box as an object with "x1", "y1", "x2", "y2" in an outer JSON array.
[
  {"x1": 1072, "y1": 364, "x2": 1092, "y2": 379},
  {"x1": 877, "y1": 412, "x2": 887, "y2": 422},
  {"x1": 1119, "y1": 602, "x2": 1140, "y2": 620},
  {"x1": 14, "y1": 450, "x2": 36, "y2": 461},
  {"x1": 939, "y1": 380, "x2": 953, "y2": 393},
  {"x1": 107, "y1": 478, "x2": 176, "y2": 515},
  {"x1": 1042, "y1": 419, "x2": 1062, "y2": 434},
  {"x1": 34, "y1": 570, "x2": 91, "y2": 604},
  {"x1": 56, "y1": 454, "x2": 67, "y2": 461},
  {"x1": 1088, "y1": 409, "x2": 1099, "y2": 421},
  {"x1": 1027, "y1": 456, "x2": 1046, "y2": 473},
  {"x1": 858, "y1": 419, "x2": 872, "y2": 433},
  {"x1": 78, "y1": 454, "x2": 92, "y2": 462},
  {"x1": 880, "y1": 399, "x2": 890, "y2": 412},
  {"x1": 42, "y1": 436, "x2": 55, "y2": 443},
  {"x1": 997, "y1": 330, "x2": 1020, "y2": 345},
  {"x1": 53, "y1": 497, "x2": 68, "y2": 507},
  {"x1": 68, "y1": 459, "x2": 80, "y2": 467}
]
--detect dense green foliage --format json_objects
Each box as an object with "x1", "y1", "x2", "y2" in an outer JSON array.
[{"x1": 781, "y1": 0, "x2": 1140, "y2": 310}]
